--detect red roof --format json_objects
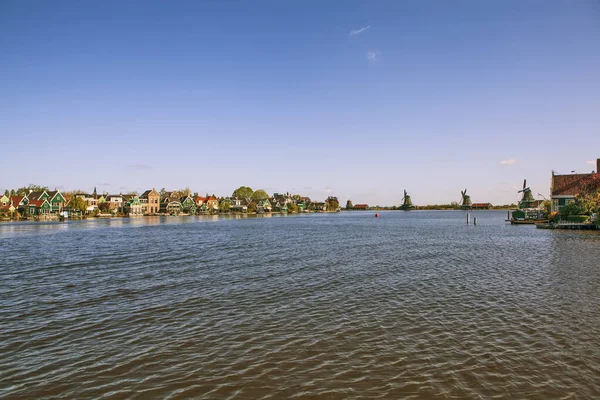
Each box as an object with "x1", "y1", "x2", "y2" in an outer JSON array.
[
  {"x1": 206, "y1": 196, "x2": 217, "y2": 201},
  {"x1": 11, "y1": 196, "x2": 24, "y2": 205},
  {"x1": 551, "y1": 173, "x2": 596, "y2": 196},
  {"x1": 353, "y1": 204, "x2": 369, "y2": 209},
  {"x1": 29, "y1": 199, "x2": 46, "y2": 207}
]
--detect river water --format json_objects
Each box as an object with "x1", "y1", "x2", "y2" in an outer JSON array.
[{"x1": 1, "y1": 211, "x2": 599, "y2": 399}]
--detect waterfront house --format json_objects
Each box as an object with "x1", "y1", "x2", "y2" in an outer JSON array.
[
  {"x1": 140, "y1": 188, "x2": 160, "y2": 214},
  {"x1": 75, "y1": 192, "x2": 98, "y2": 214},
  {"x1": 180, "y1": 195, "x2": 197, "y2": 214},
  {"x1": 272, "y1": 199, "x2": 288, "y2": 213},
  {"x1": 551, "y1": 158, "x2": 600, "y2": 213},
  {"x1": 273, "y1": 192, "x2": 294, "y2": 205},
  {"x1": 471, "y1": 203, "x2": 492, "y2": 210},
  {"x1": 195, "y1": 196, "x2": 206, "y2": 207},
  {"x1": 256, "y1": 199, "x2": 272, "y2": 213},
  {"x1": 123, "y1": 195, "x2": 143, "y2": 216},
  {"x1": 27, "y1": 190, "x2": 66, "y2": 215},
  {"x1": 353, "y1": 204, "x2": 369, "y2": 210},
  {"x1": 296, "y1": 199, "x2": 307, "y2": 212},
  {"x1": 47, "y1": 190, "x2": 66, "y2": 214},
  {"x1": 105, "y1": 194, "x2": 124, "y2": 212},
  {"x1": 205, "y1": 196, "x2": 219, "y2": 211},
  {"x1": 230, "y1": 197, "x2": 248, "y2": 212},
  {"x1": 13, "y1": 196, "x2": 29, "y2": 215},
  {"x1": 310, "y1": 202, "x2": 327, "y2": 211},
  {"x1": 0, "y1": 195, "x2": 18, "y2": 215}
]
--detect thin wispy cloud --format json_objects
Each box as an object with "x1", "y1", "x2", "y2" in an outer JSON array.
[
  {"x1": 350, "y1": 25, "x2": 370, "y2": 36},
  {"x1": 585, "y1": 160, "x2": 596, "y2": 165},
  {"x1": 367, "y1": 51, "x2": 379, "y2": 61},
  {"x1": 500, "y1": 159, "x2": 517, "y2": 166}
]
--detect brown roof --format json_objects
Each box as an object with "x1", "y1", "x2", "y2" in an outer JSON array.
[
  {"x1": 353, "y1": 204, "x2": 369, "y2": 209},
  {"x1": 11, "y1": 196, "x2": 24, "y2": 205},
  {"x1": 551, "y1": 173, "x2": 595, "y2": 196}
]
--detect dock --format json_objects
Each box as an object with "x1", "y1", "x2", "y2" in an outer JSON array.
[{"x1": 536, "y1": 222, "x2": 598, "y2": 230}]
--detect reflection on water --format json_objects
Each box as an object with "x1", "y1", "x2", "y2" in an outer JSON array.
[{"x1": 1, "y1": 211, "x2": 599, "y2": 398}]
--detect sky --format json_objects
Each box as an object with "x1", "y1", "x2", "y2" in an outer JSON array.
[{"x1": 1, "y1": 0, "x2": 599, "y2": 205}]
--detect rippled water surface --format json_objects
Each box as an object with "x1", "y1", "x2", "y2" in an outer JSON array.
[{"x1": 1, "y1": 211, "x2": 600, "y2": 399}]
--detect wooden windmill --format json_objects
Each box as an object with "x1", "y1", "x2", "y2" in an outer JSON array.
[
  {"x1": 518, "y1": 179, "x2": 535, "y2": 209},
  {"x1": 400, "y1": 189, "x2": 415, "y2": 211},
  {"x1": 460, "y1": 188, "x2": 472, "y2": 210}
]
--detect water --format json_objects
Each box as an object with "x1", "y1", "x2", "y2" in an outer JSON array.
[{"x1": 1, "y1": 211, "x2": 599, "y2": 399}]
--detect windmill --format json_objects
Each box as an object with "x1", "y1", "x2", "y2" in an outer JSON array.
[
  {"x1": 400, "y1": 189, "x2": 415, "y2": 211},
  {"x1": 518, "y1": 179, "x2": 535, "y2": 209},
  {"x1": 460, "y1": 188, "x2": 472, "y2": 210}
]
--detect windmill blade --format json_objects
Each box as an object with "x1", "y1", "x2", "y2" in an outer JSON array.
[
  {"x1": 523, "y1": 179, "x2": 527, "y2": 190},
  {"x1": 464, "y1": 188, "x2": 467, "y2": 195}
]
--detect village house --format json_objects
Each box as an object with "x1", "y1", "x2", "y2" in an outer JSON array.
[
  {"x1": 471, "y1": 203, "x2": 492, "y2": 210},
  {"x1": 271, "y1": 198, "x2": 288, "y2": 213},
  {"x1": 160, "y1": 190, "x2": 182, "y2": 214},
  {"x1": 0, "y1": 195, "x2": 17, "y2": 216},
  {"x1": 180, "y1": 195, "x2": 196, "y2": 214},
  {"x1": 353, "y1": 204, "x2": 369, "y2": 210},
  {"x1": 27, "y1": 189, "x2": 67, "y2": 216},
  {"x1": 310, "y1": 202, "x2": 327, "y2": 211},
  {"x1": 105, "y1": 194, "x2": 124, "y2": 212},
  {"x1": 205, "y1": 195, "x2": 219, "y2": 211},
  {"x1": 230, "y1": 197, "x2": 248, "y2": 213},
  {"x1": 551, "y1": 158, "x2": 600, "y2": 213},
  {"x1": 123, "y1": 194, "x2": 143, "y2": 216},
  {"x1": 140, "y1": 188, "x2": 160, "y2": 214},
  {"x1": 75, "y1": 189, "x2": 99, "y2": 214},
  {"x1": 256, "y1": 199, "x2": 272, "y2": 213}
]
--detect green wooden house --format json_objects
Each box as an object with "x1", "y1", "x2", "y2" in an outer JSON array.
[{"x1": 180, "y1": 196, "x2": 197, "y2": 214}]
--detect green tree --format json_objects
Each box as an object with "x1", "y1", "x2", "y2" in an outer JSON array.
[
  {"x1": 288, "y1": 203, "x2": 298, "y2": 213},
  {"x1": 16, "y1": 184, "x2": 49, "y2": 196},
  {"x1": 577, "y1": 173, "x2": 600, "y2": 215},
  {"x1": 69, "y1": 196, "x2": 87, "y2": 213},
  {"x1": 232, "y1": 186, "x2": 254, "y2": 200},
  {"x1": 3, "y1": 189, "x2": 9, "y2": 197},
  {"x1": 326, "y1": 196, "x2": 339, "y2": 211},
  {"x1": 179, "y1": 186, "x2": 191, "y2": 197},
  {"x1": 251, "y1": 189, "x2": 269, "y2": 202},
  {"x1": 98, "y1": 202, "x2": 111, "y2": 213},
  {"x1": 541, "y1": 200, "x2": 552, "y2": 217},
  {"x1": 159, "y1": 188, "x2": 167, "y2": 198},
  {"x1": 247, "y1": 201, "x2": 257, "y2": 213},
  {"x1": 219, "y1": 201, "x2": 231, "y2": 213}
]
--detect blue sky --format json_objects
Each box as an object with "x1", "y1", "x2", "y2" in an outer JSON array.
[{"x1": 1, "y1": 1, "x2": 599, "y2": 205}]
